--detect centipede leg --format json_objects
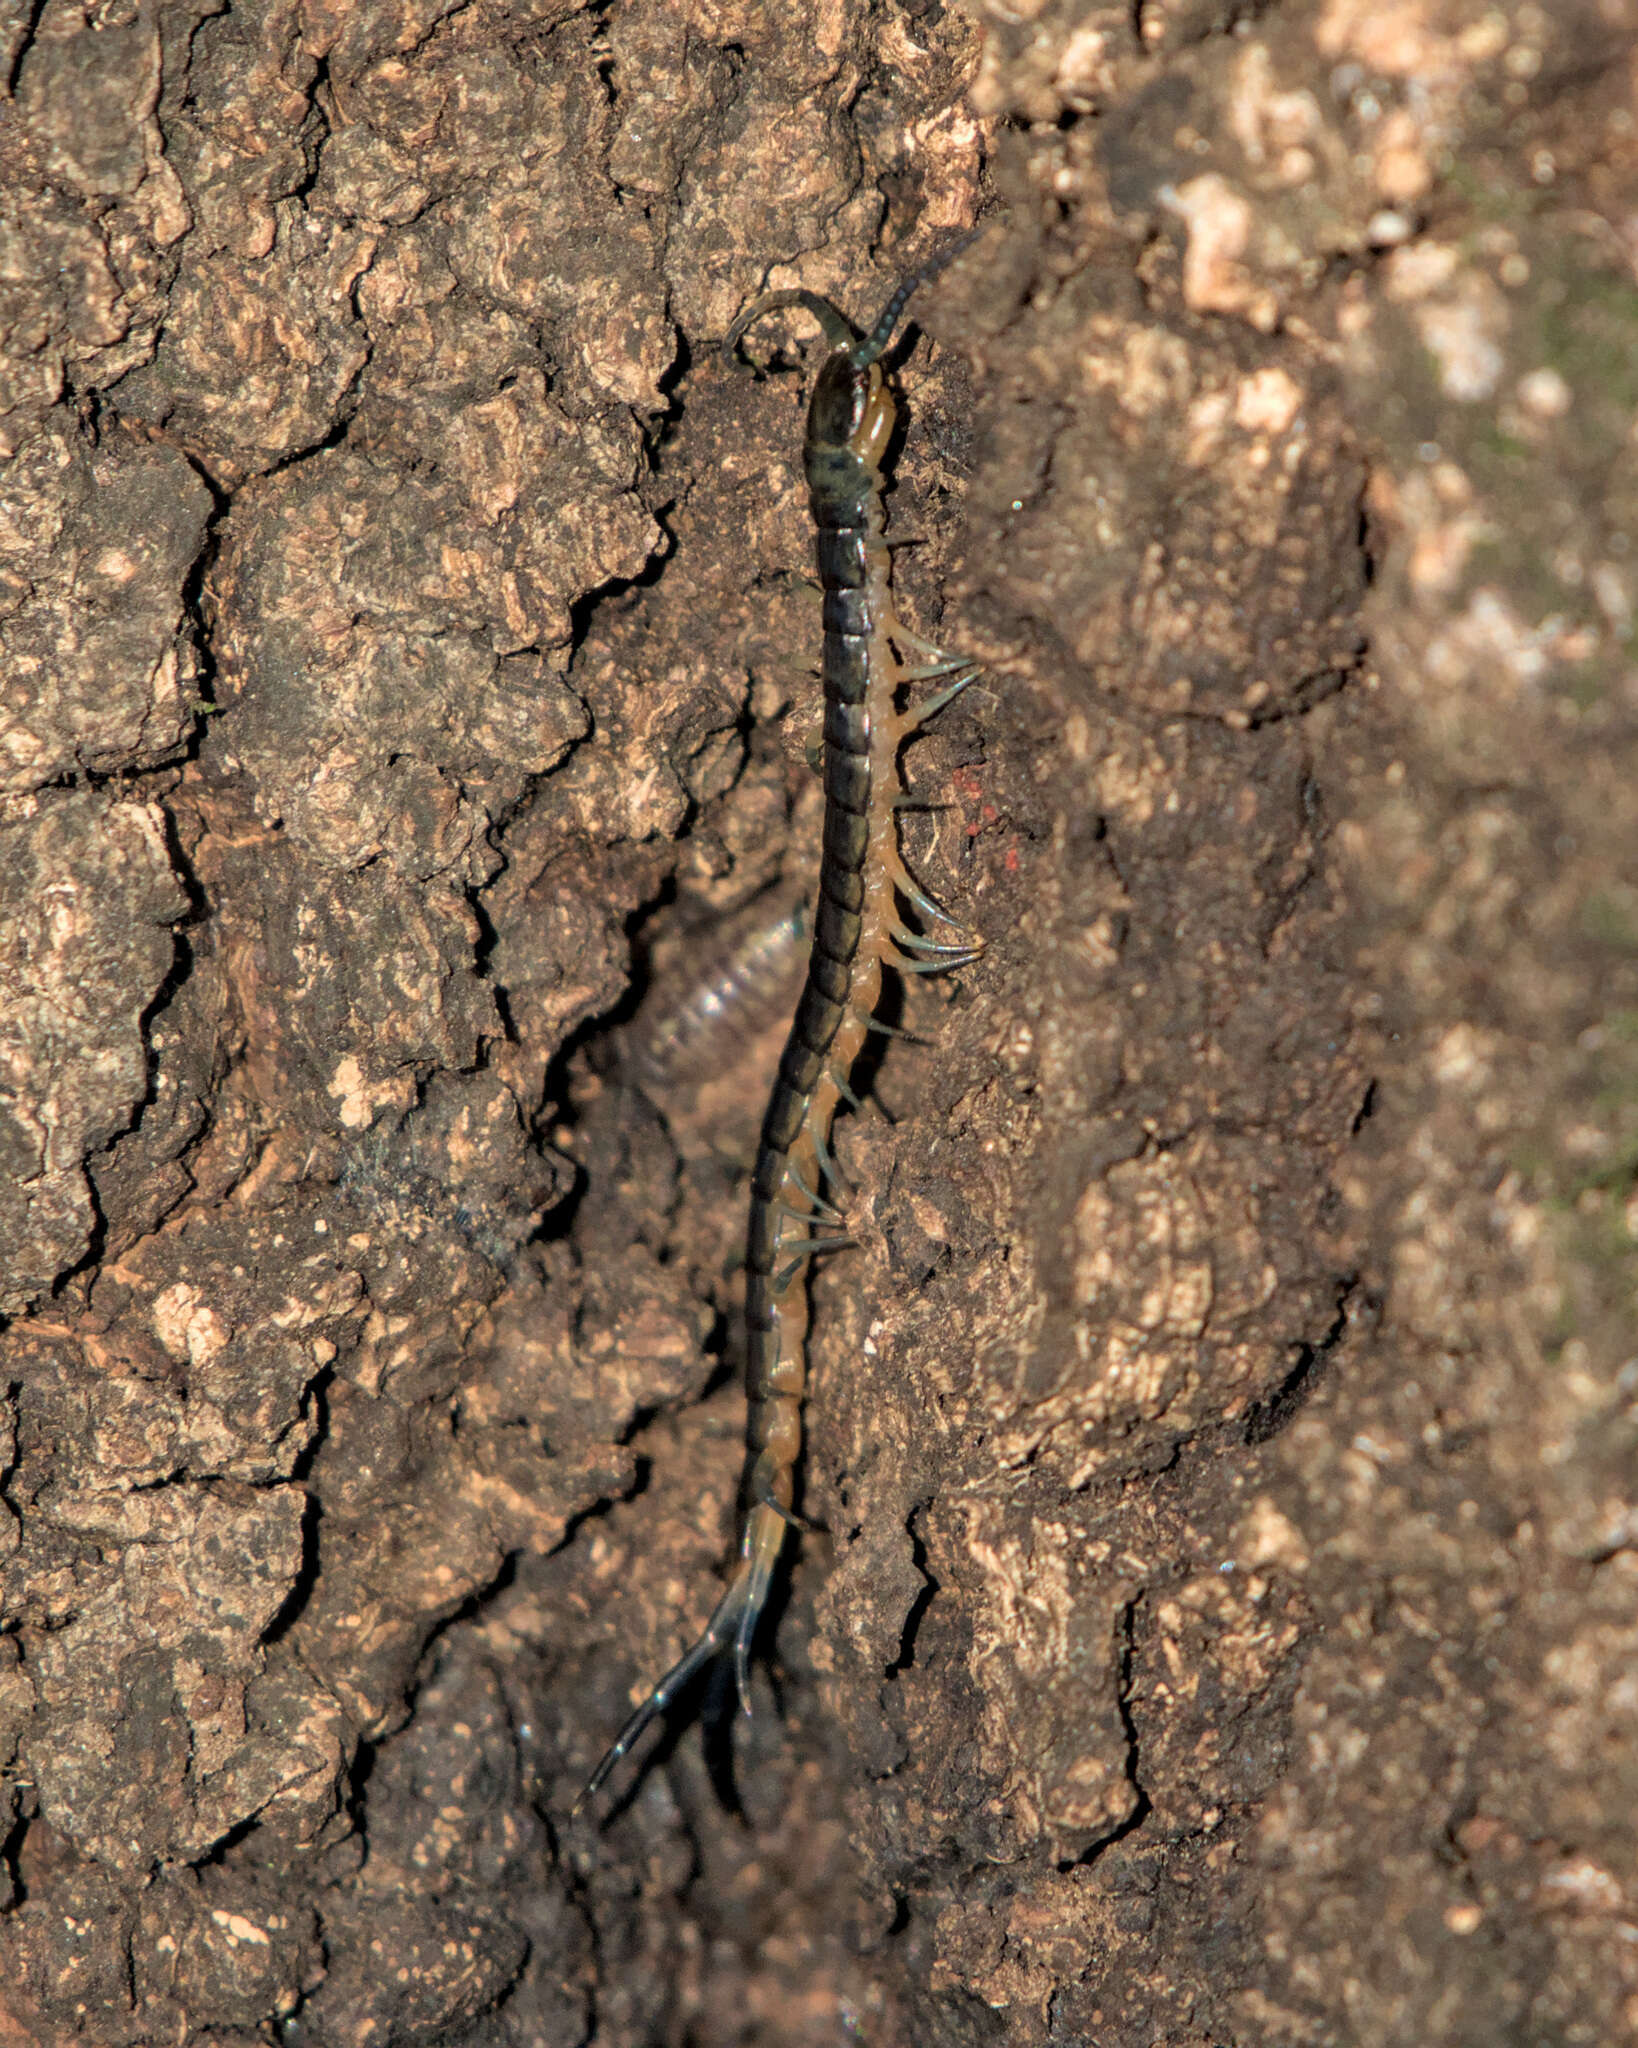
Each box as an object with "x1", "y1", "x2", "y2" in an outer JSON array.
[
  {"x1": 774, "y1": 1235, "x2": 857, "y2": 1292},
  {"x1": 732, "y1": 1534, "x2": 784, "y2": 1718},
  {"x1": 892, "y1": 924, "x2": 982, "y2": 960},
  {"x1": 892, "y1": 866, "x2": 966, "y2": 929},
  {"x1": 784, "y1": 1166, "x2": 844, "y2": 1221},
  {"x1": 733, "y1": 1610, "x2": 760, "y2": 1720},
  {"x1": 574, "y1": 1584, "x2": 751, "y2": 1812},
  {"x1": 862, "y1": 1016, "x2": 928, "y2": 1044},
  {"x1": 775, "y1": 1200, "x2": 839, "y2": 1237},
  {"x1": 898, "y1": 655, "x2": 971, "y2": 682},
  {"x1": 774, "y1": 1200, "x2": 830, "y2": 1232},
  {"x1": 892, "y1": 619, "x2": 962, "y2": 665},
  {"x1": 902, "y1": 665, "x2": 982, "y2": 730},
  {"x1": 828, "y1": 1065, "x2": 864, "y2": 1112},
  {"x1": 891, "y1": 946, "x2": 983, "y2": 975},
  {"x1": 753, "y1": 1490, "x2": 813, "y2": 1535},
  {"x1": 774, "y1": 1239, "x2": 857, "y2": 1292},
  {"x1": 808, "y1": 1117, "x2": 850, "y2": 1192}
]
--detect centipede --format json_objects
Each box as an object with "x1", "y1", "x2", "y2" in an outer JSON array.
[{"x1": 579, "y1": 229, "x2": 984, "y2": 1810}]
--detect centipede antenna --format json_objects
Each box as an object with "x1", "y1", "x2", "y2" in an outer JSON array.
[
  {"x1": 851, "y1": 222, "x2": 986, "y2": 369},
  {"x1": 726, "y1": 288, "x2": 856, "y2": 361}
]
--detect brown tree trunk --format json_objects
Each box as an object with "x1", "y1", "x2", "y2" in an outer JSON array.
[{"x1": 2, "y1": 2, "x2": 1635, "y2": 2043}]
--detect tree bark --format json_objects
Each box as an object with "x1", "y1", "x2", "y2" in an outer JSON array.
[{"x1": 1, "y1": 2, "x2": 1635, "y2": 2043}]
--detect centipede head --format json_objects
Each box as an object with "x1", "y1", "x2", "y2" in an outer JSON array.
[
  {"x1": 724, "y1": 226, "x2": 986, "y2": 460},
  {"x1": 725, "y1": 287, "x2": 883, "y2": 458},
  {"x1": 809, "y1": 350, "x2": 889, "y2": 461},
  {"x1": 724, "y1": 224, "x2": 985, "y2": 377}
]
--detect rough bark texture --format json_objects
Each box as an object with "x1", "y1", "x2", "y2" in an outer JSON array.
[{"x1": 2, "y1": 1, "x2": 1636, "y2": 2043}]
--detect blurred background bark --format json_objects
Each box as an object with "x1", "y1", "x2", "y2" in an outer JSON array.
[{"x1": 1, "y1": 1, "x2": 1635, "y2": 2042}]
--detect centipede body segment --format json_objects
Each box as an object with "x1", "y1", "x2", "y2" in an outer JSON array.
[{"x1": 579, "y1": 231, "x2": 984, "y2": 1811}]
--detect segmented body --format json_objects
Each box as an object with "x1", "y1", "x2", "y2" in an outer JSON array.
[
  {"x1": 627, "y1": 896, "x2": 809, "y2": 1102},
  {"x1": 580, "y1": 235, "x2": 982, "y2": 1809}
]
